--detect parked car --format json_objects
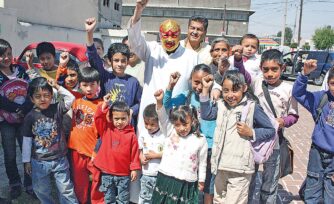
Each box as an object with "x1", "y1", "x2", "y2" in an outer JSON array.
[
  {"x1": 282, "y1": 50, "x2": 334, "y2": 85},
  {"x1": 13, "y1": 41, "x2": 88, "y2": 69}
]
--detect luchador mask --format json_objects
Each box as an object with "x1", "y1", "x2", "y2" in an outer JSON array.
[{"x1": 159, "y1": 19, "x2": 181, "y2": 52}]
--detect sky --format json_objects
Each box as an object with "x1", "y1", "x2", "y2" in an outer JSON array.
[{"x1": 248, "y1": 0, "x2": 334, "y2": 42}]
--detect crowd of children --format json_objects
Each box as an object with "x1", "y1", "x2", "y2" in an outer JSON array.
[{"x1": 0, "y1": 2, "x2": 333, "y2": 204}]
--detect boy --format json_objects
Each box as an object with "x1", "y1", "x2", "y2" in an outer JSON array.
[
  {"x1": 21, "y1": 77, "x2": 78, "y2": 203},
  {"x1": 293, "y1": 62, "x2": 334, "y2": 203},
  {"x1": 68, "y1": 67, "x2": 104, "y2": 204},
  {"x1": 138, "y1": 103, "x2": 165, "y2": 204},
  {"x1": 85, "y1": 18, "x2": 142, "y2": 125},
  {"x1": 93, "y1": 96, "x2": 141, "y2": 204},
  {"x1": 248, "y1": 49, "x2": 299, "y2": 204}
]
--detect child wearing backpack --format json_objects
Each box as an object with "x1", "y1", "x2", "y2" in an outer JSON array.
[
  {"x1": 292, "y1": 61, "x2": 334, "y2": 203},
  {"x1": 200, "y1": 70, "x2": 275, "y2": 204},
  {"x1": 248, "y1": 49, "x2": 299, "y2": 204}
]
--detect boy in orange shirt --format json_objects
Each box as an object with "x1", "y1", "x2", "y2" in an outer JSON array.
[{"x1": 68, "y1": 66, "x2": 104, "y2": 204}]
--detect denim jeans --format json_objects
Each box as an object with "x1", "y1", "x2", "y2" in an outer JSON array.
[
  {"x1": 100, "y1": 173, "x2": 130, "y2": 204},
  {"x1": 31, "y1": 156, "x2": 78, "y2": 204},
  {"x1": 139, "y1": 175, "x2": 157, "y2": 204},
  {"x1": 248, "y1": 149, "x2": 280, "y2": 204},
  {"x1": 0, "y1": 121, "x2": 32, "y2": 188},
  {"x1": 304, "y1": 144, "x2": 334, "y2": 204}
]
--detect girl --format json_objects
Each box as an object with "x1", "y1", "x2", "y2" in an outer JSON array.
[
  {"x1": 163, "y1": 64, "x2": 216, "y2": 204},
  {"x1": 0, "y1": 39, "x2": 33, "y2": 199},
  {"x1": 151, "y1": 89, "x2": 208, "y2": 203},
  {"x1": 200, "y1": 70, "x2": 275, "y2": 204}
]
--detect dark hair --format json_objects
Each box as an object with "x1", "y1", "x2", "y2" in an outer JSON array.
[
  {"x1": 222, "y1": 70, "x2": 246, "y2": 91},
  {"x1": 240, "y1": 34, "x2": 260, "y2": 48},
  {"x1": 93, "y1": 38, "x2": 104, "y2": 51},
  {"x1": 188, "y1": 16, "x2": 209, "y2": 31},
  {"x1": 328, "y1": 66, "x2": 334, "y2": 82},
  {"x1": 191, "y1": 63, "x2": 212, "y2": 79},
  {"x1": 28, "y1": 77, "x2": 53, "y2": 98},
  {"x1": 260, "y1": 49, "x2": 284, "y2": 68},
  {"x1": 169, "y1": 105, "x2": 201, "y2": 137},
  {"x1": 107, "y1": 43, "x2": 130, "y2": 61},
  {"x1": 122, "y1": 36, "x2": 128, "y2": 44},
  {"x1": 143, "y1": 103, "x2": 158, "y2": 122},
  {"x1": 77, "y1": 66, "x2": 100, "y2": 83},
  {"x1": 210, "y1": 37, "x2": 230, "y2": 52},
  {"x1": 36, "y1": 42, "x2": 56, "y2": 58},
  {"x1": 66, "y1": 59, "x2": 79, "y2": 72},
  {"x1": 0, "y1": 39, "x2": 12, "y2": 56},
  {"x1": 110, "y1": 101, "x2": 130, "y2": 115}
]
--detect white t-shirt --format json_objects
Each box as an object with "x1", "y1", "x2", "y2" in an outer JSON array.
[
  {"x1": 230, "y1": 54, "x2": 262, "y2": 79},
  {"x1": 138, "y1": 130, "x2": 165, "y2": 176}
]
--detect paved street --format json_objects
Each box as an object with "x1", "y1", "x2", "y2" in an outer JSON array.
[{"x1": 0, "y1": 80, "x2": 321, "y2": 203}]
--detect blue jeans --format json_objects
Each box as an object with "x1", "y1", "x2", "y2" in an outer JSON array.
[
  {"x1": 248, "y1": 149, "x2": 280, "y2": 204},
  {"x1": 100, "y1": 173, "x2": 130, "y2": 204},
  {"x1": 139, "y1": 175, "x2": 157, "y2": 204},
  {"x1": 304, "y1": 144, "x2": 334, "y2": 204},
  {"x1": 31, "y1": 156, "x2": 78, "y2": 204},
  {"x1": 0, "y1": 122, "x2": 32, "y2": 188}
]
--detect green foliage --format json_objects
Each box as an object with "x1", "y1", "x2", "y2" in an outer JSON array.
[
  {"x1": 290, "y1": 42, "x2": 298, "y2": 49},
  {"x1": 312, "y1": 26, "x2": 334, "y2": 50},
  {"x1": 277, "y1": 27, "x2": 293, "y2": 46},
  {"x1": 302, "y1": 42, "x2": 311, "y2": 51}
]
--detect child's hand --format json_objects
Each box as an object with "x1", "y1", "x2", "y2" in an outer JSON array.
[
  {"x1": 48, "y1": 79, "x2": 60, "y2": 90},
  {"x1": 198, "y1": 182, "x2": 204, "y2": 191},
  {"x1": 201, "y1": 75, "x2": 214, "y2": 97},
  {"x1": 276, "y1": 118, "x2": 285, "y2": 129},
  {"x1": 136, "y1": 0, "x2": 149, "y2": 11},
  {"x1": 25, "y1": 50, "x2": 34, "y2": 68},
  {"x1": 102, "y1": 94, "x2": 112, "y2": 110},
  {"x1": 59, "y1": 51, "x2": 70, "y2": 67},
  {"x1": 303, "y1": 59, "x2": 317, "y2": 75},
  {"x1": 24, "y1": 162, "x2": 32, "y2": 176},
  {"x1": 85, "y1": 17, "x2": 97, "y2": 33},
  {"x1": 237, "y1": 122, "x2": 253, "y2": 138},
  {"x1": 167, "y1": 72, "x2": 181, "y2": 90},
  {"x1": 144, "y1": 150, "x2": 161, "y2": 160},
  {"x1": 154, "y1": 89, "x2": 164, "y2": 106},
  {"x1": 140, "y1": 153, "x2": 149, "y2": 165},
  {"x1": 130, "y1": 170, "x2": 138, "y2": 182},
  {"x1": 232, "y1": 45, "x2": 243, "y2": 62}
]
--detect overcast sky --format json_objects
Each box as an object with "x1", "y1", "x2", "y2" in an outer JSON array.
[{"x1": 248, "y1": 0, "x2": 334, "y2": 41}]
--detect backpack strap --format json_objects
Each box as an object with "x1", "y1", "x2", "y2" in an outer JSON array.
[
  {"x1": 315, "y1": 93, "x2": 328, "y2": 123},
  {"x1": 241, "y1": 101, "x2": 251, "y2": 122}
]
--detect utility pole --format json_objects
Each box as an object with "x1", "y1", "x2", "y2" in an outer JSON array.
[
  {"x1": 297, "y1": 0, "x2": 304, "y2": 47},
  {"x1": 280, "y1": 0, "x2": 288, "y2": 49},
  {"x1": 222, "y1": 0, "x2": 227, "y2": 35}
]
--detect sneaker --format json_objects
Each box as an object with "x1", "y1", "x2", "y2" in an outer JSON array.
[
  {"x1": 25, "y1": 189, "x2": 37, "y2": 199},
  {"x1": 9, "y1": 186, "x2": 21, "y2": 200}
]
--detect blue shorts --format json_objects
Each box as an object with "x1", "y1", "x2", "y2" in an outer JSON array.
[{"x1": 203, "y1": 149, "x2": 215, "y2": 194}]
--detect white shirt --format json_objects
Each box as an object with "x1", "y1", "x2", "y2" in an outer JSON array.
[
  {"x1": 156, "y1": 106, "x2": 208, "y2": 182},
  {"x1": 180, "y1": 39, "x2": 212, "y2": 65},
  {"x1": 127, "y1": 19, "x2": 199, "y2": 137},
  {"x1": 138, "y1": 129, "x2": 165, "y2": 176},
  {"x1": 230, "y1": 54, "x2": 262, "y2": 79}
]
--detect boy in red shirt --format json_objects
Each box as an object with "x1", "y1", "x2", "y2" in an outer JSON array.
[
  {"x1": 94, "y1": 94, "x2": 140, "y2": 203},
  {"x1": 68, "y1": 66, "x2": 104, "y2": 204}
]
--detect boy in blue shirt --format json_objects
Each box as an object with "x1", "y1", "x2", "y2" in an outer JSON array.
[{"x1": 292, "y1": 60, "x2": 334, "y2": 203}]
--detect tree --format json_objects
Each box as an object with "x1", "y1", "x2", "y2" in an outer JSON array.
[
  {"x1": 290, "y1": 42, "x2": 298, "y2": 49},
  {"x1": 302, "y1": 42, "x2": 310, "y2": 51},
  {"x1": 277, "y1": 27, "x2": 293, "y2": 46},
  {"x1": 312, "y1": 26, "x2": 334, "y2": 50}
]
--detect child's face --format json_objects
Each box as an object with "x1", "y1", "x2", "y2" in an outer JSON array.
[
  {"x1": 112, "y1": 111, "x2": 129, "y2": 130},
  {"x1": 174, "y1": 116, "x2": 192, "y2": 137},
  {"x1": 31, "y1": 88, "x2": 53, "y2": 110},
  {"x1": 144, "y1": 117, "x2": 160, "y2": 134},
  {"x1": 261, "y1": 60, "x2": 282, "y2": 87},
  {"x1": 64, "y1": 69, "x2": 78, "y2": 89},
  {"x1": 191, "y1": 70, "x2": 209, "y2": 95},
  {"x1": 328, "y1": 77, "x2": 334, "y2": 96},
  {"x1": 222, "y1": 79, "x2": 247, "y2": 107},
  {"x1": 39, "y1": 53, "x2": 55, "y2": 71},
  {"x1": 0, "y1": 47, "x2": 12, "y2": 68},
  {"x1": 211, "y1": 42, "x2": 229, "y2": 66},
  {"x1": 79, "y1": 81, "x2": 100, "y2": 99},
  {"x1": 94, "y1": 42, "x2": 104, "y2": 58},
  {"x1": 111, "y1": 53, "x2": 128, "y2": 76},
  {"x1": 241, "y1": 38, "x2": 258, "y2": 57}
]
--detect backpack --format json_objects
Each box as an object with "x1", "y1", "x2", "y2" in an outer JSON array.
[{"x1": 241, "y1": 101, "x2": 279, "y2": 164}]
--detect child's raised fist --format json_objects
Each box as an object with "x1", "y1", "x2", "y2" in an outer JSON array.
[
  {"x1": 154, "y1": 89, "x2": 164, "y2": 103},
  {"x1": 202, "y1": 74, "x2": 214, "y2": 89},
  {"x1": 25, "y1": 50, "x2": 34, "y2": 66},
  {"x1": 168, "y1": 72, "x2": 181, "y2": 90},
  {"x1": 59, "y1": 51, "x2": 70, "y2": 67},
  {"x1": 232, "y1": 45, "x2": 243, "y2": 62},
  {"x1": 136, "y1": 0, "x2": 149, "y2": 10},
  {"x1": 85, "y1": 18, "x2": 97, "y2": 33},
  {"x1": 303, "y1": 59, "x2": 317, "y2": 75}
]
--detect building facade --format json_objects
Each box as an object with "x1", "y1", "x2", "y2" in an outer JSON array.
[{"x1": 121, "y1": 0, "x2": 254, "y2": 44}]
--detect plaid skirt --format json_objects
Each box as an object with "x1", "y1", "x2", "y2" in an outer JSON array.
[{"x1": 151, "y1": 172, "x2": 198, "y2": 204}]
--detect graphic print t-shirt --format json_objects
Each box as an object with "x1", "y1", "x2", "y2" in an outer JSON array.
[{"x1": 22, "y1": 102, "x2": 68, "y2": 161}]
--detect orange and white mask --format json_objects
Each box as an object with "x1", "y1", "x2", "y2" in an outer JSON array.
[{"x1": 159, "y1": 19, "x2": 181, "y2": 52}]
